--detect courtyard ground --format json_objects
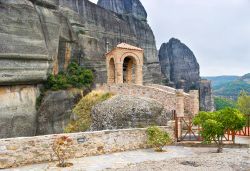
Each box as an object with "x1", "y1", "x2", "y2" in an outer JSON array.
[{"x1": 4, "y1": 145, "x2": 250, "y2": 171}]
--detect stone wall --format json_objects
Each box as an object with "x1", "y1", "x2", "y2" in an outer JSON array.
[
  {"x1": 0, "y1": 126, "x2": 174, "y2": 169},
  {"x1": 146, "y1": 84, "x2": 199, "y2": 116}
]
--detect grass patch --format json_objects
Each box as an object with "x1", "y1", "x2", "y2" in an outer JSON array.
[{"x1": 64, "y1": 91, "x2": 113, "y2": 133}]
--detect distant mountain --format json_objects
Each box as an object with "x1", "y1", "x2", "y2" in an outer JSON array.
[
  {"x1": 240, "y1": 73, "x2": 250, "y2": 83},
  {"x1": 204, "y1": 76, "x2": 239, "y2": 87},
  {"x1": 204, "y1": 74, "x2": 250, "y2": 100}
]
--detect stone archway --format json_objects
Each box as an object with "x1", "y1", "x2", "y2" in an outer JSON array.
[
  {"x1": 123, "y1": 56, "x2": 135, "y2": 84},
  {"x1": 106, "y1": 43, "x2": 144, "y2": 85}
]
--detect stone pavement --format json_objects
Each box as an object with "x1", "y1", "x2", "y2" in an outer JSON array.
[
  {"x1": 4, "y1": 146, "x2": 250, "y2": 171},
  {"x1": 5, "y1": 146, "x2": 193, "y2": 171}
]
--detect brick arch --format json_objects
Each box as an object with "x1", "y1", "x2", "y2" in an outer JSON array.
[{"x1": 120, "y1": 52, "x2": 141, "y2": 65}]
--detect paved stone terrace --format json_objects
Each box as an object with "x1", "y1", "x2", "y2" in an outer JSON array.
[{"x1": 4, "y1": 146, "x2": 250, "y2": 171}]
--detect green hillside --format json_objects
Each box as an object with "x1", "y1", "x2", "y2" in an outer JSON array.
[{"x1": 205, "y1": 74, "x2": 250, "y2": 100}]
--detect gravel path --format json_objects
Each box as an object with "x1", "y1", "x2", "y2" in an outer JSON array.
[
  {"x1": 4, "y1": 146, "x2": 250, "y2": 171},
  {"x1": 105, "y1": 148, "x2": 250, "y2": 171}
]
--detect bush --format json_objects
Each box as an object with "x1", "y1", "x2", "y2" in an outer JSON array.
[
  {"x1": 46, "y1": 62, "x2": 94, "y2": 91},
  {"x1": 52, "y1": 136, "x2": 74, "y2": 167},
  {"x1": 146, "y1": 126, "x2": 171, "y2": 152},
  {"x1": 64, "y1": 91, "x2": 113, "y2": 133}
]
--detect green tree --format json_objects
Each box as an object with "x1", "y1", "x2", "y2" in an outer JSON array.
[
  {"x1": 214, "y1": 97, "x2": 236, "y2": 110},
  {"x1": 193, "y1": 108, "x2": 246, "y2": 153},
  {"x1": 237, "y1": 91, "x2": 250, "y2": 114}
]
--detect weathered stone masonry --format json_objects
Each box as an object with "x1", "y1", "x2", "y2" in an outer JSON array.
[
  {"x1": 0, "y1": 126, "x2": 174, "y2": 169},
  {"x1": 97, "y1": 84, "x2": 199, "y2": 116}
]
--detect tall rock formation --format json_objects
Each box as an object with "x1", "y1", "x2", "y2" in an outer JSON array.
[
  {"x1": 159, "y1": 38, "x2": 200, "y2": 91},
  {"x1": 199, "y1": 80, "x2": 215, "y2": 111},
  {"x1": 159, "y1": 38, "x2": 214, "y2": 111}
]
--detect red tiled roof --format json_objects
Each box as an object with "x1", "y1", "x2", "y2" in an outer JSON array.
[{"x1": 116, "y1": 43, "x2": 143, "y2": 51}]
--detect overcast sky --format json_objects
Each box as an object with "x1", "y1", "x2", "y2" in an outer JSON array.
[{"x1": 90, "y1": 0, "x2": 250, "y2": 76}]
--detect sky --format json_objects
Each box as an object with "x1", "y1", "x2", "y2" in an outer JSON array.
[{"x1": 90, "y1": 0, "x2": 250, "y2": 76}]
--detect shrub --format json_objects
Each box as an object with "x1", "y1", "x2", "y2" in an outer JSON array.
[
  {"x1": 52, "y1": 136, "x2": 74, "y2": 167},
  {"x1": 46, "y1": 62, "x2": 94, "y2": 91},
  {"x1": 193, "y1": 108, "x2": 246, "y2": 153},
  {"x1": 64, "y1": 91, "x2": 113, "y2": 133},
  {"x1": 146, "y1": 126, "x2": 171, "y2": 152}
]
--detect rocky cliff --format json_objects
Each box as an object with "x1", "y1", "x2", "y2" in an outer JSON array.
[
  {"x1": 97, "y1": 0, "x2": 147, "y2": 21},
  {"x1": 0, "y1": 0, "x2": 161, "y2": 138},
  {"x1": 0, "y1": 0, "x2": 161, "y2": 85},
  {"x1": 159, "y1": 38, "x2": 214, "y2": 111}
]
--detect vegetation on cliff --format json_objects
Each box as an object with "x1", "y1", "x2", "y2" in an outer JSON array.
[
  {"x1": 46, "y1": 62, "x2": 94, "y2": 91},
  {"x1": 64, "y1": 91, "x2": 113, "y2": 133}
]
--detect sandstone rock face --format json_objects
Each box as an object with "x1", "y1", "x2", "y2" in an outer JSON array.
[
  {"x1": 0, "y1": 85, "x2": 40, "y2": 138},
  {"x1": 36, "y1": 89, "x2": 84, "y2": 135},
  {"x1": 0, "y1": 0, "x2": 75, "y2": 85},
  {"x1": 97, "y1": 0, "x2": 147, "y2": 21},
  {"x1": 159, "y1": 38, "x2": 200, "y2": 91},
  {"x1": 91, "y1": 95, "x2": 171, "y2": 130}
]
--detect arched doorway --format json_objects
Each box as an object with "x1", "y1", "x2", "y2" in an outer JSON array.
[
  {"x1": 108, "y1": 58, "x2": 115, "y2": 84},
  {"x1": 123, "y1": 56, "x2": 136, "y2": 84}
]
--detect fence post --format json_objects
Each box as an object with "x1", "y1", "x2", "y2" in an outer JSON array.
[{"x1": 173, "y1": 110, "x2": 179, "y2": 141}]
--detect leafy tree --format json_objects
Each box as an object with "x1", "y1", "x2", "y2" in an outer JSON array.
[
  {"x1": 193, "y1": 108, "x2": 246, "y2": 153},
  {"x1": 237, "y1": 91, "x2": 250, "y2": 114},
  {"x1": 146, "y1": 126, "x2": 172, "y2": 152},
  {"x1": 214, "y1": 97, "x2": 236, "y2": 110}
]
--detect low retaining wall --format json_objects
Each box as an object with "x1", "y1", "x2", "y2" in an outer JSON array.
[{"x1": 0, "y1": 126, "x2": 174, "y2": 169}]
